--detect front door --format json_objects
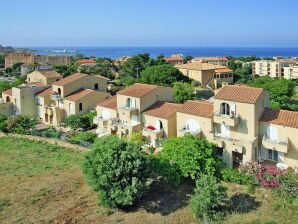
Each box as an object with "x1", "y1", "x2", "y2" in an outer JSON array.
[{"x1": 232, "y1": 151, "x2": 243, "y2": 169}]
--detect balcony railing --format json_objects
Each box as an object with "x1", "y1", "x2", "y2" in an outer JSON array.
[
  {"x1": 93, "y1": 116, "x2": 110, "y2": 126},
  {"x1": 262, "y1": 135, "x2": 289, "y2": 153},
  {"x1": 50, "y1": 93, "x2": 62, "y2": 101},
  {"x1": 118, "y1": 106, "x2": 138, "y2": 116},
  {"x1": 142, "y1": 127, "x2": 164, "y2": 139},
  {"x1": 213, "y1": 111, "x2": 240, "y2": 126},
  {"x1": 178, "y1": 127, "x2": 202, "y2": 137}
]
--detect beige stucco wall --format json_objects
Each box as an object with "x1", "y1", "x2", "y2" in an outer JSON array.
[
  {"x1": 260, "y1": 121, "x2": 298, "y2": 167},
  {"x1": 64, "y1": 91, "x2": 108, "y2": 116},
  {"x1": 0, "y1": 102, "x2": 13, "y2": 116},
  {"x1": 96, "y1": 106, "x2": 117, "y2": 119},
  {"x1": 52, "y1": 75, "x2": 107, "y2": 98}
]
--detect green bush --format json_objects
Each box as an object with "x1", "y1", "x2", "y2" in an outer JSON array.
[
  {"x1": 41, "y1": 127, "x2": 62, "y2": 139},
  {"x1": 157, "y1": 134, "x2": 222, "y2": 183},
  {"x1": 83, "y1": 135, "x2": 149, "y2": 208},
  {"x1": 191, "y1": 175, "x2": 228, "y2": 222},
  {"x1": 276, "y1": 169, "x2": 298, "y2": 199},
  {"x1": 62, "y1": 113, "x2": 92, "y2": 130},
  {"x1": 0, "y1": 114, "x2": 8, "y2": 132},
  {"x1": 3, "y1": 115, "x2": 36, "y2": 134},
  {"x1": 69, "y1": 132, "x2": 97, "y2": 144},
  {"x1": 221, "y1": 167, "x2": 250, "y2": 184}
]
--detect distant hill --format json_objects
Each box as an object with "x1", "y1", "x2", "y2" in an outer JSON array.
[{"x1": 0, "y1": 44, "x2": 14, "y2": 53}]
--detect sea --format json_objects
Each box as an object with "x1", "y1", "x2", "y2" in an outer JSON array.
[{"x1": 28, "y1": 47, "x2": 298, "y2": 59}]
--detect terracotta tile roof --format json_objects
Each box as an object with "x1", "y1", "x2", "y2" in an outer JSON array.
[
  {"x1": 165, "y1": 57, "x2": 184, "y2": 62},
  {"x1": 260, "y1": 108, "x2": 298, "y2": 129},
  {"x1": 143, "y1": 101, "x2": 182, "y2": 119},
  {"x1": 215, "y1": 68, "x2": 233, "y2": 73},
  {"x1": 77, "y1": 59, "x2": 96, "y2": 64},
  {"x1": 53, "y1": 73, "x2": 87, "y2": 86},
  {"x1": 38, "y1": 70, "x2": 62, "y2": 78},
  {"x1": 175, "y1": 63, "x2": 218, "y2": 71},
  {"x1": 117, "y1": 83, "x2": 159, "y2": 98},
  {"x1": 2, "y1": 88, "x2": 12, "y2": 96},
  {"x1": 97, "y1": 95, "x2": 117, "y2": 109},
  {"x1": 64, "y1": 88, "x2": 95, "y2": 102},
  {"x1": 214, "y1": 84, "x2": 264, "y2": 104},
  {"x1": 178, "y1": 100, "x2": 214, "y2": 118},
  {"x1": 37, "y1": 87, "x2": 52, "y2": 98},
  {"x1": 192, "y1": 57, "x2": 228, "y2": 61}
]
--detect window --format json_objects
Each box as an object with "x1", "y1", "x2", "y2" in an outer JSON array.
[
  {"x1": 79, "y1": 103, "x2": 83, "y2": 111},
  {"x1": 58, "y1": 88, "x2": 61, "y2": 95},
  {"x1": 268, "y1": 149, "x2": 278, "y2": 162},
  {"x1": 94, "y1": 83, "x2": 99, "y2": 90},
  {"x1": 6, "y1": 96, "x2": 10, "y2": 102},
  {"x1": 220, "y1": 102, "x2": 230, "y2": 115},
  {"x1": 126, "y1": 98, "x2": 131, "y2": 108}
]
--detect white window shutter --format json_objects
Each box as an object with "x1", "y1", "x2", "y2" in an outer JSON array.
[
  {"x1": 278, "y1": 152, "x2": 284, "y2": 163},
  {"x1": 230, "y1": 103, "x2": 236, "y2": 114}
]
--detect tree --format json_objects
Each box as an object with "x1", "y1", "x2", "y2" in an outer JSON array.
[
  {"x1": 83, "y1": 135, "x2": 149, "y2": 208},
  {"x1": 80, "y1": 58, "x2": 117, "y2": 80},
  {"x1": 247, "y1": 76, "x2": 295, "y2": 110},
  {"x1": 233, "y1": 66, "x2": 252, "y2": 83},
  {"x1": 62, "y1": 114, "x2": 91, "y2": 130},
  {"x1": 158, "y1": 134, "x2": 222, "y2": 182},
  {"x1": 183, "y1": 55, "x2": 193, "y2": 63},
  {"x1": 191, "y1": 175, "x2": 228, "y2": 222},
  {"x1": 53, "y1": 64, "x2": 78, "y2": 77},
  {"x1": 0, "y1": 77, "x2": 25, "y2": 95},
  {"x1": 173, "y1": 82, "x2": 195, "y2": 103},
  {"x1": 120, "y1": 53, "x2": 151, "y2": 79},
  {"x1": 0, "y1": 53, "x2": 5, "y2": 67},
  {"x1": 140, "y1": 64, "x2": 189, "y2": 86}
]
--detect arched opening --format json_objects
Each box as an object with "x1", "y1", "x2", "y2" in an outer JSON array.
[
  {"x1": 186, "y1": 119, "x2": 200, "y2": 132},
  {"x1": 156, "y1": 120, "x2": 163, "y2": 130},
  {"x1": 126, "y1": 98, "x2": 131, "y2": 108},
  {"x1": 94, "y1": 83, "x2": 99, "y2": 90},
  {"x1": 58, "y1": 88, "x2": 61, "y2": 95},
  {"x1": 266, "y1": 125, "x2": 278, "y2": 141},
  {"x1": 102, "y1": 109, "x2": 111, "y2": 119},
  {"x1": 79, "y1": 103, "x2": 83, "y2": 111},
  {"x1": 220, "y1": 102, "x2": 230, "y2": 115},
  {"x1": 6, "y1": 96, "x2": 10, "y2": 102}
]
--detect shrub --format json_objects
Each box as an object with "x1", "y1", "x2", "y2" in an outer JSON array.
[
  {"x1": 41, "y1": 127, "x2": 62, "y2": 139},
  {"x1": 276, "y1": 169, "x2": 298, "y2": 198},
  {"x1": 191, "y1": 175, "x2": 228, "y2": 222},
  {"x1": 129, "y1": 131, "x2": 146, "y2": 145},
  {"x1": 239, "y1": 161, "x2": 261, "y2": 185},
  {"x1": 4, "y1": 115, "x2": 36, "y2": 134},
  {"x1": 256, "y1": 166, "x2": 286, "y2": 189},
  {"x1": 62, "y1": 114, "x2": 91, "y2": 130},
  {"x1": 173, "y1": 82, "x2": 195, "y2": 103},
  {"x1": 158, "y1": 134, "x2": 222, "y2": 182},
  {"x1": 83, "y1": 135, "x2": 149, "y2": 208},
  {"x1": 221, "y1": 167, "x2": 249, "y2": 184},
  {"x1": 0, "y1": 114, "x2": 8, "y2": 131},
  {"x1": 69, "y1": 131, "x2": 97, "y2": 144}
]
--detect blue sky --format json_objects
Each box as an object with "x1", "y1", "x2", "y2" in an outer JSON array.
[{"x1": 1, "y1": 0, "x2": 298, "y2": 47}]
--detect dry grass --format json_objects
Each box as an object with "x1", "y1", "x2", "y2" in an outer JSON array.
[{"x1": 0, "y1": 137, "x2": 297, "y2": 224}]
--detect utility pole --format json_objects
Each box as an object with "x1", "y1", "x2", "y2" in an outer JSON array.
[{"x1": 135, "y1": 66, "x2": 141, "y2": 80}]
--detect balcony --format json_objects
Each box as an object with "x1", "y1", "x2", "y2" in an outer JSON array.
[
  {"x1": 213, "y1": 111, "x2": 240, "y2": 127},
  {"x1": 118, "y1": 106, "x2": 138, "y2": 117},
  {"x1": 142, "y1": 127, "x2": 164, "y2": 140},
  {"x1": 109, "y1": 118, "x2": 143, "y2": 134},
  {"x1": 178, "y1": 127, "x2": 202, "y2": 138},
  {"x1": 262, "y1": 135, "x2": 289, "y2": 153},
  {"x1": 51, "y1": 93, "x2": 62, "y2": 101},
  {"x1": 93, "y1": 116, "x2": 109, "y2": 126}
]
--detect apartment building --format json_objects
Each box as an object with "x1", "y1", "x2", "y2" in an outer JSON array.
[
  {"x1": 283, "y1": 65, "x2": 298, "y2": 80},
  {"x1": 94, "y1": 83, "x2": 173, "y2": 141},
  {"x1": 5, "y1": 52, "x2": 71, "y2": 69},
  {"x1": 191, "y1": 57, "x2": 228, "y2": 66},
  {"x1": 94, "y1": 84, "x2": 298, "y2": 169},
  {"x1": 164, "y1": 54, "x2": 184, "y2": 65},
  {"x1": 175, "y1": 63, "x2": 233, "y2": 89},
  {"x1": 252, "y1": 60, "x2": 289, "y2": 78},
  {"x1": 36, "y1": 73, "x2": 109, "y2": 125},
  {"x1": 27, "y1": 70, "x2": 63, "y2": 85},
  {"x1": 1, "y1": 72, "x2": 109, "y2": 126}
]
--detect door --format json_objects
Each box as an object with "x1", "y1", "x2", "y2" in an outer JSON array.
[
  {"x1": 220, "y1": 124, "x2": 230, "y2": 137},
  {"x1": 102, "y1": 109, "x2": 111, "y2": 119},
  {"x1": 130, "y1": 98, "x2": 136, "y2": 108},
  {"x1": 232, "y1": 151, "x2": 243, "y2": 169},
  {"x1": 131, "y1": 115, "x2": 138, "y2": 125},
  {"x1": 155, "y1": 120, "x2": 163, "y2": 131}
]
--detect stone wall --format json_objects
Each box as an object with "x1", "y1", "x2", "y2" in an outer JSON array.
[{"x1": 0, "y1": 132, "x2": 88, "y2": 152}]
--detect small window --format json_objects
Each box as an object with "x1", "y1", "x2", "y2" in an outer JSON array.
[
  {"x1": 6, "y1": 96, "x2": 10, "y2": 102},
  {"x1": 79, "y1": 103, "x2": 83, "y2": 111},
  {"x1": 58, "y1": 88, "x2": 61, "y2": 95},
  {"x1": 94, "y1": 83, "x2": 99, "y2": 90},
  {"x1": 268, "y1": 149, "x2": 278, "y2": 162}
]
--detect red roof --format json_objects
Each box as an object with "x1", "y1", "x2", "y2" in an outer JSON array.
[
  {"x1": 143, "y1": 101, "x2": 182, "y2": 119},
  {"x1": 77, "y1": 59, "x2": 96, "y2": 64},
  {"x1": 178, "y1": 100, "x2": 214, "y2": 118},
  {"x1": 97, "y1": 95, "x2": 117, "y2": 110},
  {"x1": 260, "y1": 108, "x2": 298, "y2": 129}
]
